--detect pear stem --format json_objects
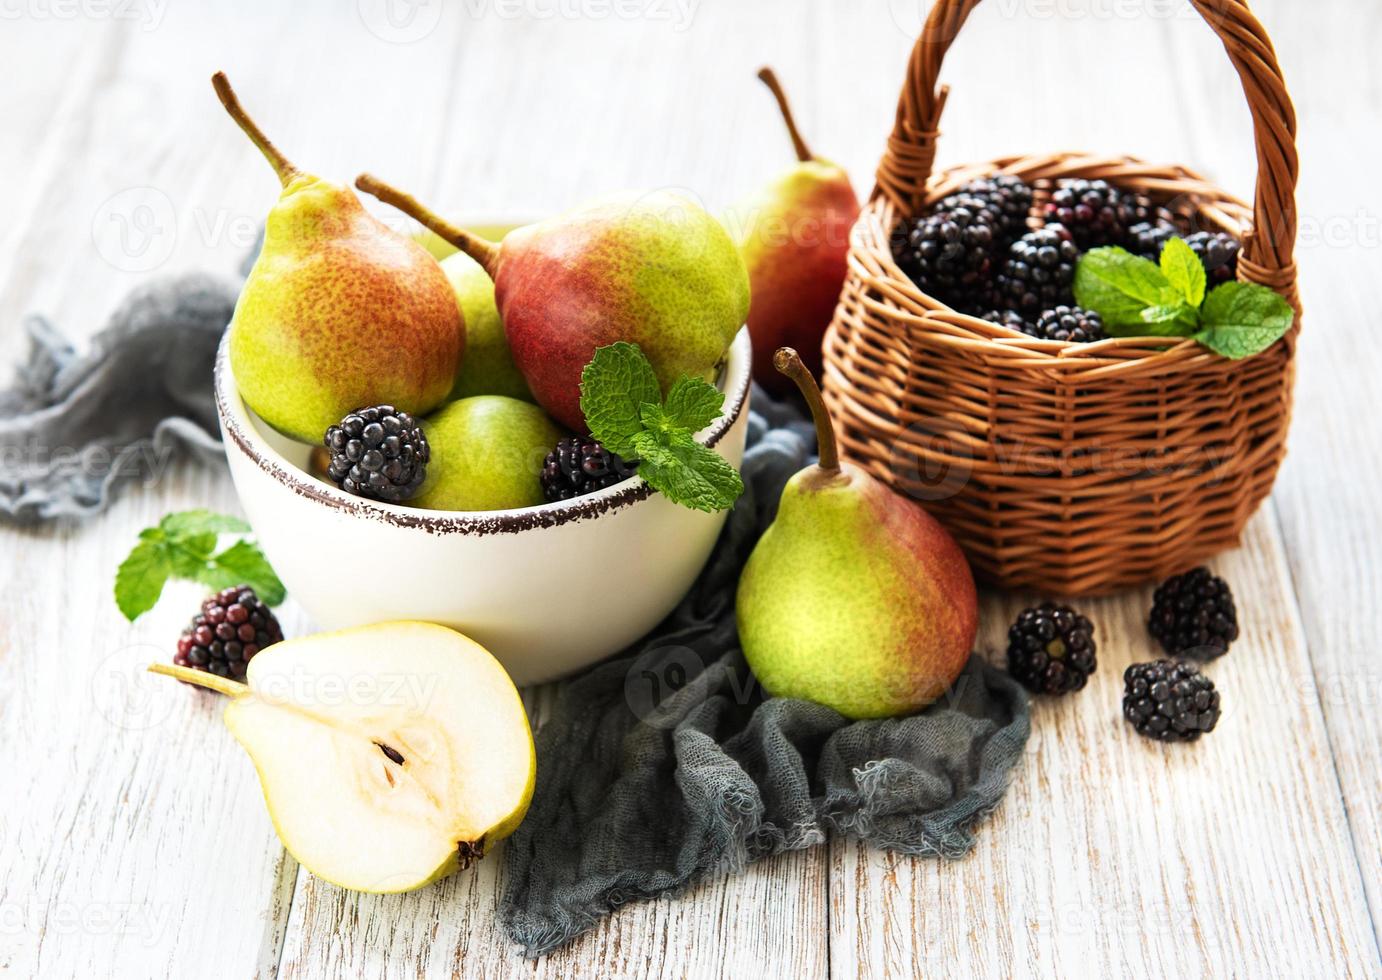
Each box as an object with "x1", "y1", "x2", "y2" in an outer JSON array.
[
  {"x1": 757, "y1": 67, "x2": 812, "y2": 163},
  {"x1": 774, "y1": 347, "x2": 839, "y2": 472},
  {"x1": 148, "y1": 662, "x2": 248, "y2": 698},
  {"x1": 354, "y1": 174, "x2": 500, "y2": 278},
  {"x1": 211, "y1": 71, "x2": 301, "y2": 189}
]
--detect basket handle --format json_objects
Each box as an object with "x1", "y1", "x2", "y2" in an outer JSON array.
[{"x1": 874, "y1": 0, "x2": 1299, "y2": 296}]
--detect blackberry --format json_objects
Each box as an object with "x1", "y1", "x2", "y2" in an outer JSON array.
[
  {"x1": 944, "y1": 174, "x2": 1033, "y2": 243},
  {"x1": 540, "y1": 436, "x2": 638, "y2": 502},
  {"x1": 1127, "y1": 220, "x2": 1178, "y2": 260},
  {"x1": 894, "y1": 196, "x2": 1001, "y2": 308},
  {"x1": 993, "y1": 225, "x2": 1079, "y2": 314},
  {"x1": 1148, "y1": 567, "x2": 1239, "y2": 660},
  {"x1": 1122, "y1": 660, "x2": 1221, "y2": 742},
  {"x1": 175, "y1": 586, "x2": 283, "y2": 682},
  {"x1": 1006, "y1": 602, "x2": 1098, "y2": 696},
  {"x1": 1044, "y1": 178, "x2": 1151, "y2": 249},
  {"x1": 1184, "y1": 231, "x2": 1240, "y2": 285},
  {"x1": 1027, "y1": 305, "x2": 1106, "y2": 343},
  {"x1": 982, "y1": 309, "x2": 1031, "y2": 334},
  {"x1": 324, "y1": 405, "x2": 428, "y2": 503}
]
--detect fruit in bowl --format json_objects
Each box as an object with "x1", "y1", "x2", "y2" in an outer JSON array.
[
  {"x1": 215, "y1": 327, "x2": 753, "y2": 685},
  {"x1": 212, "y1": 73, "x2": 462, "y2": 442}
]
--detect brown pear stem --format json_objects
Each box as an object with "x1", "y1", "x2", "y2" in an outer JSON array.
[
  {"x1": 211, "y1": 71, "x2": 302, "y2": 189},
  {"x1": 148, "y1": 662, "x2": 249, "y2": 698},
  {"x1": 354, "y1": 174, "x2": 500, "y2": 278},
  {"x1": 774, "y1": 347, "x2": 839, "y2": 472},
  {"x1": 757, "y1": 66, "x2": 812, "y2": 163}
]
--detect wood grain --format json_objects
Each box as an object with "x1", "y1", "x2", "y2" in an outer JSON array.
[{"x1": 0, "y1": 1, "x2": 1379, "y2": 977}]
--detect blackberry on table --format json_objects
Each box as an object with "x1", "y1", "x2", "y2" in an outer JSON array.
[
  {"x1": 324, "y1": 405, "x2": 429, "y2": 503},
  {"x1": 541, "y1": 437, "x2": 638, "y2": 502},
  {"x1": 175, "y1": 586, "x2": 283, "y2": 683},
  {"x1": 1044, "y1": 178, "x2": 1151, "y2": 249},
  {"x1": 993, "y1": 225, "x2": 1080, "y2": 314},
  {"x1": 1148, "y1": 566, "x2": 1239, "y2": 660},
  {"x1": 1122, "y1": 660, "x2": 1221, "y2": 742},
  {"x1": 1027, "y1": 305, "x2": 1106, "y2": 343},
  {"x1": 1006, "y1": 602, "x2": 1098, "y2": 696},
  {"x1": 893, "y1": 195, "x2": 1001, "y2": 310}
]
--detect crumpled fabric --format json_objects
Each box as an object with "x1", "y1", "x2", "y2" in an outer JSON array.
[{"x1": 0, "y1": 273, "x2": 238, "y2": 523}]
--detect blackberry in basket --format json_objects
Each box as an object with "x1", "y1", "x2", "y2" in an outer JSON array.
[
  {"x1": 1044, "y1": 178, "x2": 1152, "y2": 249},
  {"x1": 942, "y1": 174, "x2": 1033, "y2": 243},
  {"x1": 1184, "y1": 231, "x2": 1241, "y2": 284},
  {"x1": 1027, "y1": 305, "x2": 1106, "y2": 343},
  {"x1": 992, "y1": 225, "x2": 1080, "y2": 314},
  {"x1": 894, "y1": 195, "x2": 1001, "y2": 310},
  {"x1": 981, "y1": 309, "x2": 1031, "y2": 334}
]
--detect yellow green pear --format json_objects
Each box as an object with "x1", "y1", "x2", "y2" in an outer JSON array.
[
  {"x1": 440, "y1": 249, "x2": 533, "y2": 401},
  {"x1": 149, "y1": 622, "x2": 535, "y2": 893},
  {"x1": 215, "y1": 72, "x2": 462, "y2": 442},
  {"x1": 413, "y1": 396, "x2": 564, "y2": 511}
]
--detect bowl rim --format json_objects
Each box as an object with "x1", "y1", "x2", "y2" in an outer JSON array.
[{"x1": 214, "y1": 326, "x2": 753, "y2": 536}]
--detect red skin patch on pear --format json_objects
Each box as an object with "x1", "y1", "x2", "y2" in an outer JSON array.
[
  {"x1": 862, "y1": 480, "x2": 978, "y2": 706},
  {"x1": 744, "y1": 180, "x2": 859, "y2": 394}
]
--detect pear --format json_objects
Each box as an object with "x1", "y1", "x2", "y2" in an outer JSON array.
[
  {"x1": 412, "y1": 396, "x2": 564, "y2": 511},
  {"x1": 214, "y1": 72, "x2": 462, "y2": 442},
  {"x1": 356, "y1": 175, "x2": 749, "y2": 433},
  {"x1": 726, "y1": 68, "x2": 860, "y2": 396},
  {"x1": 440, "y1": 250, "x2": 533, "y2": 402},
  {"x1": 149, "y1": 622, "x2": 535, "y2": 893},
  {"x1": 735, "y1": 349, "x2": 978, "y2": 719}
]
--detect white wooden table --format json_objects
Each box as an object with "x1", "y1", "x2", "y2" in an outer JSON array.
[{"x1": 2, "y1": 2, "x2": 1379, "y2": 977}]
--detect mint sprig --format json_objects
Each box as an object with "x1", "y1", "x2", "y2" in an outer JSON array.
[
  {"x1": 1073, "y1": 237, "x2": 1294, "y2": 359},
  {"x1": 580, "y1": 343, "x2": 744, "y2": 513},
  {"x1": 114, "y1": 510, "x2": 285, "y2": 621}
]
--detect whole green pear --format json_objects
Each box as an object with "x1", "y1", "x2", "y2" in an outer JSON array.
[
  {"x1": 735, "y1": 349, "x2": 978, "y2": 719},
  {"x1": 440, "y1": 250, "x2": 533, "y2": 402},
  {"x1": 411, "y1": 396, "x2": 564, "y2": 511},
  {"x1": 215, "y1": 73, "x2": 462, "y2": 443},
  {"x1": 357, "y1": 176, "x2": 749, "y2": 433}
]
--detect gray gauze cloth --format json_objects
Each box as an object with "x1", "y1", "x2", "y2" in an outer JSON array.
[
  {"x1": 0, "y1": 273, "x2": 239, "y2": 523},
  {"x1": 500, "y1": 395, "x2": 1031, "y2": 957}
]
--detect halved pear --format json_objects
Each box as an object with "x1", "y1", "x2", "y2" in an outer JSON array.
[{"x1": 151, "y1": 621, "x2": 534, "y2": 893}]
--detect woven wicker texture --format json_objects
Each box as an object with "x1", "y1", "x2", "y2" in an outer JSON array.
[{"x1": 821, "y1": 0, "x2": 1299, "y2": 595}]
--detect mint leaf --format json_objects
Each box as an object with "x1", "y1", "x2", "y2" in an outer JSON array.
[
  {"x1": 113, "y1": 510, "x2": 285, "y2": 621},
  {"x1": 160, "y1": 510, "x2": 250, "y2": 537},
  {"x1": 1195, "y1": 282, "x2": 1295, "y2": 359},
  {"x1": 581, "y1": 342, "x2": 662, "y2": 457},
  {"x1": 1074, "y1": 247, "x2": 1173, "y2": 331},
  {"x1": 195, "y1": 539, "x2": 287, "y2": 605},
  {"x1": 632, "y1": 429, "x2": 744, "y2": 513},
  {"x1": 115, "y1": 540, "x2": 174, "y2": 621},
  {"x1": 1139, "y1": 302, "x2": 1200, "y2": 337},
  {"x1": 1159, "y1": 237, "x2": 1207, "y2": 307},
  {"x1": 661, "y1": 375, "x2": 724, "y2": 433}
]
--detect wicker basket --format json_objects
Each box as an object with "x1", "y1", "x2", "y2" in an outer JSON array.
[{"x1": 821, "y1": 0, "x2": 1299, "y2": 596}]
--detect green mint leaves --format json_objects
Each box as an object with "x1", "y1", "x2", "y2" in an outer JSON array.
[
  {"x1": 1073, "y1": 237, "x2": 1293, "y2": 359},
  {"x1": 580, "y1": 342, "x2": 744, "y2": 513},
  {"x1": 114, "y1": 510, "x2": 285, "y2": 621}
]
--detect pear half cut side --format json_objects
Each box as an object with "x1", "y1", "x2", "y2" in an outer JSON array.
[{"x1": 153, "y1": 621, "x2": 535, "y2": 893}]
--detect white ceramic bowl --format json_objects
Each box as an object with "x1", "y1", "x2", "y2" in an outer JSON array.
[{"x1": 215, "y1": 328, "x2": 752, "y2": 685}]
